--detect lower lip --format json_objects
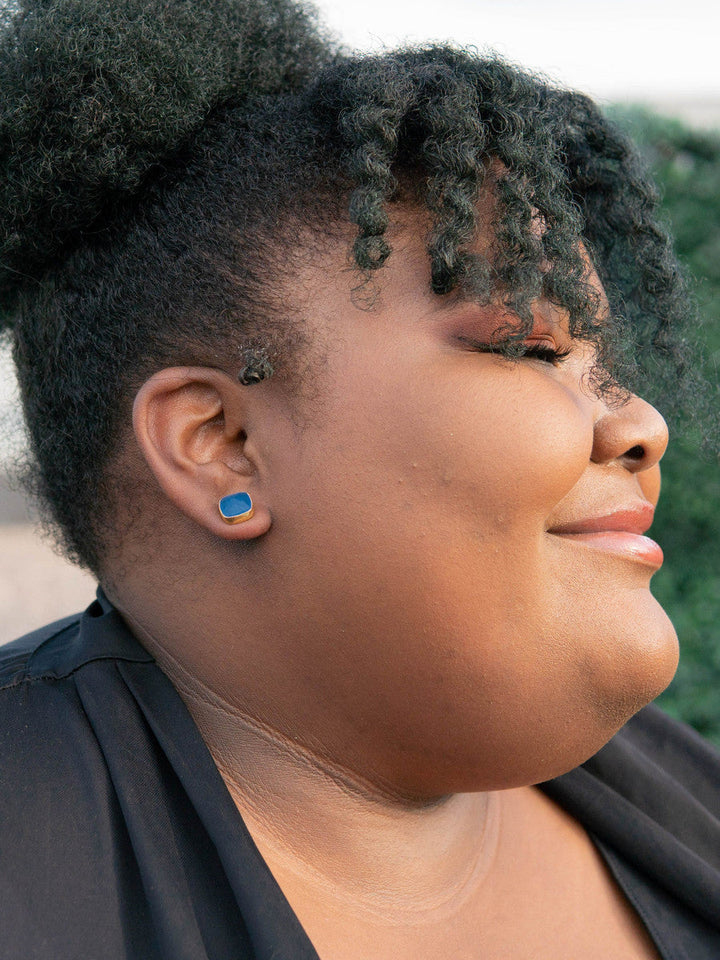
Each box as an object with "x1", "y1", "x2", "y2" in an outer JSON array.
[{"x1": 550, "y1": 531, "x2": 664, "y2": 568}]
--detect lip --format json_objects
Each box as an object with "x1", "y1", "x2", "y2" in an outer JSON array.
[{"x1": 547, "y1": 504, "x2": 663, "y2": 568}]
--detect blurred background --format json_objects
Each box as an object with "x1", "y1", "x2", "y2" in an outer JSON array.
[{"x1": 2, "y1": 0, "x2": 719, "y2": 738}]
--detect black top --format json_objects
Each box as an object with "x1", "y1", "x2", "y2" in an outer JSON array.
[{"x1": 1, "y1": 593, "x2": 720, "y2": 960}]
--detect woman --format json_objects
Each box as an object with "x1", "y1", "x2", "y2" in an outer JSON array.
[{"x1": 1, "y1": 0, "x2": 719, "y2": 957}]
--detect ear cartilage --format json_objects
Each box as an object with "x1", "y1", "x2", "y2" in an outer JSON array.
[{"x1": 218, "y1": 492, "x2": 255, "y2": 524}]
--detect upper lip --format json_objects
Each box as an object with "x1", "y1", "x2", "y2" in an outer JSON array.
[{"x1": 547, "y1": 503, "x2": 655, "y2": 536}]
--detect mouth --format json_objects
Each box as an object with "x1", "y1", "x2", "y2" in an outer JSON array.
[{"x1": 546, "y1": 505, "x2": 663, "y2": 569}]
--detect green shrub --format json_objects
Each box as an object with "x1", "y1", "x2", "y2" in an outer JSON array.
[{"x1": 609, "y1": 107, "x2": 720, "y2": 742}]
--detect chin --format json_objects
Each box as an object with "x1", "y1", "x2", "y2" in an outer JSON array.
[
  {"x1": 492, "y1": 624, "x2": 679, "y2": 792},
  {"x1": 391, "y1": 600, "x2": 680, "y2": 798},
  {"x1": 546, "y1": 613, "x2": 680, "y2": 781},
  {"x1": 560, "y1": 580, "x2": 678, "y2": 731},
  {"x1": 601, "y1": 599, "x2": 679, "y2": 719}
]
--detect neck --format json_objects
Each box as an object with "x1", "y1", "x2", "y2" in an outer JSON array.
[{"x1": 121, "y1": 606, "x2": 501, "y2": 920}]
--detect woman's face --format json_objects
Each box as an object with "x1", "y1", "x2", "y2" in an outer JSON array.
[{"x1": 247, "y1": 215, "x2": 678, "y2": 796}]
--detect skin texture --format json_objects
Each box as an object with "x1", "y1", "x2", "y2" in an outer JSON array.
[
  {"x1": 4, "y1": 5, "x2": 702, "y2": 578},
  {"x1": 109, "y1": 208, "x2": 677, "y2": 958}
]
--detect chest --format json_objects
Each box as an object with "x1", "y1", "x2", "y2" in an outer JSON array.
[
  {"x1": 265, "y1": 787, "x2": 662, "y2": 960},
  {"x1": 276, "y1": 867, "x2": 662, "y2": 960}
]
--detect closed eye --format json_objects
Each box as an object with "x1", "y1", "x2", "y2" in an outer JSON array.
[
  {"x1": 458, "y1": 336, "x2": 572, "y2": 366},
  {"x1": 517, "y1": 343, "x2": 572, "y2": 364}
]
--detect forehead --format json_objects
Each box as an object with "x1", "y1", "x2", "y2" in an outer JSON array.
[{"x1": 285, "y1": 193, "x2": 606, "y2": 335}]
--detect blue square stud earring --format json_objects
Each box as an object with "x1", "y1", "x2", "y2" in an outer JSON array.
[{"x1": 218, "y1": 492, "x2": 255, "y2": 524}]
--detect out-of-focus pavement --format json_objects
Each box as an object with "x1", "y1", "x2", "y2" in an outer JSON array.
[
  {"x1": 0, "y1": 477, "x2": 96, "y2": 645},
  {"x1": 0, "y1": 350, "x2": 96, "y2": 643}
]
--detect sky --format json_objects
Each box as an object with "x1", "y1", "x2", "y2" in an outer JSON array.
[
  {"x1": 316, "y1": 0, "x2": 719, "y2": 102},
  {"x1": 1, "y1": 0, "x2": 719, "y2": 456}
]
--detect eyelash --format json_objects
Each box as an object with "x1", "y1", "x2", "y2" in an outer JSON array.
[
  {"x1": 517, "y1": 343, "x2": 572, "y2": 365},
  {"x1": 459, "y1": 337, "x2": 572, "y2": 366}
]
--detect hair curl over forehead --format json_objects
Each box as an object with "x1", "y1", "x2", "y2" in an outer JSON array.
[
  {"x1": 0, "y1": 0, "x2": 703, "y2": 573},
  {"x1": 306, "y1": 50, "x2": 691, "y2": 391}
]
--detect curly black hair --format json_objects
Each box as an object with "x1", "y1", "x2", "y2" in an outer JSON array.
[{"x1": 0, "y1": 0, "x2": 708, "y2": 574}]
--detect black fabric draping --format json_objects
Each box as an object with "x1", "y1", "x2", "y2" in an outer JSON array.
[{"x1": 1, "y1": 593, "x2": 719, "y2": 959}]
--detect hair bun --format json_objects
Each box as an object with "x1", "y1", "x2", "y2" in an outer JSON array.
[{"x1": 0, "y1": 0, "x2": 331, "y2": 322}]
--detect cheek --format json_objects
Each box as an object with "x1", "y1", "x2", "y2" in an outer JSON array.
[
  {"x1": 274, "y1": 363, "x2": 674, "y2": 793},
  {"x1": 403, "y1": 371, "x2": 593, "y2": 523}
]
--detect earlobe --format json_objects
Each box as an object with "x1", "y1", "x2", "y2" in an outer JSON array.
[{"x1": 132, "y1": 367, "x2": 272, "y2": 542}]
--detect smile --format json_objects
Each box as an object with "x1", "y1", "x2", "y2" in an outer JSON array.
[
  {"x1": 547, "y1": 505, "x2": 664, "y2": 568},
  {"x1": 548, "y1": 530, "x2": 664, "y2": 568}
]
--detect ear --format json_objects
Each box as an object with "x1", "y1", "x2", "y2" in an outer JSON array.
[{"x1": 132, "y1": 367, "x2": 272, "y2": 540}]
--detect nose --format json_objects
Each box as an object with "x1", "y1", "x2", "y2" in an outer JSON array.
[{"x1": 590, "y1": 393, "x2": 669, "y2": 473}]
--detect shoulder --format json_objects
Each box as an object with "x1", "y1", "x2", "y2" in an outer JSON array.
[
  {"x1": 0, "y1": 595, "x2": 157, "y2": 848},
  {"x1": 0, "y1": 601, "x2": 169, "y2": 956},
  {"x1": 540, "y1": 705, "x2": 720, "y2": 940},
  {"x1": 0, "y1": 594, "x2": 154, "y2": 690},
  {"x1": 552, "y1": 703, "x2": 720, "y2": 846},
  {"x1": 0, "y1": 596, "x2": 156, "y2": 808},
  {"x1": 0, "y1": 611, "x2": 85, "y2": 688},
  {"x1": 590, "y1": 703, "x2": 720, "y2": 819}
]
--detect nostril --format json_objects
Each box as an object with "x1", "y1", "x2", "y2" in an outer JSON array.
[{"x1": 626, "y1": 444, "x2": 645, "y2": 461}]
